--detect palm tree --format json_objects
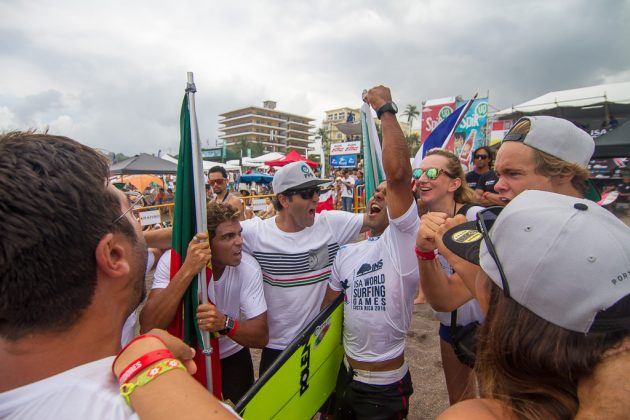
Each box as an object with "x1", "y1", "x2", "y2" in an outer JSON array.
[
  {"x1": 401, "y1": 104, "x2": 420, "y2": 136},
  {"x1": 315, "y1": 127, "x2": 330, "y2": 166}
]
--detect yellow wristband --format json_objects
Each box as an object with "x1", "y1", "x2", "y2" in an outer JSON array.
[{"x1": 120, "y1": 358, "x2": 185, "y2": 406}]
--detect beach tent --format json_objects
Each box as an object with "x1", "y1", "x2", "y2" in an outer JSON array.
[
  {"x1": 494, "y1": 82, "x2": 630, "y2": 122},
  {"x1": 239, "y1": 172, "x2": 273, "y2": 184},
  {"x1": 249, "y1": 152, "x2": 285, "y2": 163},
  {"x1": 265, "y1": 149, "x2": 319, "y2": 168},
  {"x1": 110, "y1": 153, "x2": 178, "y2": 175},
  {"x1": 593, "y1": 120, "x2": 630, "y2": 158},
  {"x1": 162, "y1": 154, "x2": 240, "y2": 172}
]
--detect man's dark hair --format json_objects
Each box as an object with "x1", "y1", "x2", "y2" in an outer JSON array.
[
  {"x1": 0, "y1": 131, "x2": 135, "y2": 340},
  {"x1": 473, "y1": 146, "x2": 494, "y2": 165},
  {"x1": 207, "y1": 202, "x2": 240, "y2": 238},
  {"x1": 208, "y1": 165, "x2": 228, "y2": 178}
]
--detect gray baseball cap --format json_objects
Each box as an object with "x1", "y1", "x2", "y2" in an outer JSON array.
[
  {"x1": 272, "y1": 161, "x2": 328, "y2": 195},
  {"x1": 503, "y1": 116, "x2": 594, "y2": 167},
  {"x1": 443, "y1": 190, "x2": 630, "y2": 334}
]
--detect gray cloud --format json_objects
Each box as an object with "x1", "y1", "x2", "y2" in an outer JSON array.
[{"x1": 0, "y1": 0, "x2": 628, "y2": 154}]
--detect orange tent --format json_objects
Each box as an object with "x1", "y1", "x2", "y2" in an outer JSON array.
[{"x1": 121, "y1": 174, "x2": 165, "y2": 192}]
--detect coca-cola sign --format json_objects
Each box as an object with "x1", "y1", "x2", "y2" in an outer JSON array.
[{"x1": 330, "y1": 141, "x2": 361, "y2": 156}]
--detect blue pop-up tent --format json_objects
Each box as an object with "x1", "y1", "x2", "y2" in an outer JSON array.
[{"x1": 239, "y1": 172, "x2": 273, "y2": 184}]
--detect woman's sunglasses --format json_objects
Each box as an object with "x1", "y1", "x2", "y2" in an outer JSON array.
[
  {"x1": 284, "y1": 187, "x2": 321, "y2": 200},
  {"x1": 412, "y1": 167, "x2": 456, "y2": 180}
]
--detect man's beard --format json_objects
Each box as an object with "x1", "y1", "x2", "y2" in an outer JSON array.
[{"x1": 126, "y1": 240, "x2": 148, "y2": 316}]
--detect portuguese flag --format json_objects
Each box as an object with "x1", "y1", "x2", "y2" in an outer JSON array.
[{"x1": 168, "y1": 90, "x2": 222, "y2": 398}]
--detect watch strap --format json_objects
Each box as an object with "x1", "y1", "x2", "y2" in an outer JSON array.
[
  {"x1": 376, "y1": 102, "x2": 398, "y2": 120},
  {"x1": 218, "y1": 315, "x2": 234, "y2": 335}
]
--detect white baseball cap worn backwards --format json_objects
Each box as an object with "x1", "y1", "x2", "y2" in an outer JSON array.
[{"x1": 443, "y1": 190, "x2": 630, "y2": 334}]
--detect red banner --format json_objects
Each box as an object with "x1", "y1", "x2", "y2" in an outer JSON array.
[{"x1": 421, "y1": 100, "x2": 456, "y2": 142}]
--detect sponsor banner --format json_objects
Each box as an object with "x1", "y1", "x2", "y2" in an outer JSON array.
[
  {"x1": 490, "y1": 120, "x2": 513, "y2": 145},
  {"x1": 140, "y1": 209, "x2": 161, "y2": 226},
  {"x1": 453, "y1": 98, "x2": 488, "y2": 172},
  {"x1": 420, "y1": 98, "x2": 456, "y2": 142},
  {"x1": 251, "y1": 198, "x2": 267, "y2": 212},
  {"x1": 330, "y1": 154, "x2": 357, "y2": 168},
  {"x1": 201, "y1": 147, "x2": 222, "y2": 159},
  {"x1": 330, "y1": 141, "x2": 361, "y2": 156}
]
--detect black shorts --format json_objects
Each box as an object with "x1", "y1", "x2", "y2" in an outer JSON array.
[
  {"x1": 333, "y1": 362, "x2": 413, "y2": 420},
  {"x1": 221, "y1": 347, "x2": 254, "y2": 404},
  {"x1": 259, "y1": 347, "x2": 283, "y2": 376}
]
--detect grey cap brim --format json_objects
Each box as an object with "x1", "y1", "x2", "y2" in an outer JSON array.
[{"x1": 281, "y1": 178, "x2": 329, "y2": 194}]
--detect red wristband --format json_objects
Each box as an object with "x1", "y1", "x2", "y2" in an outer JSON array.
[
  {"x1": 118, "y1": 348, "x2": 174, "y2": 385},
  {"x1": 227, "y1": 318, "x2": 239, "y2": 338},
  {"x1": 415, "y1": 247, "x2": 436, "y2": 260},
  {"x1": 112, "y1": 333, "x2": 168, "y2": 376}
]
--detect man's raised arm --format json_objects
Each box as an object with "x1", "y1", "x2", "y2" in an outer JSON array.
[{"x1": 365, "y1": 85, "x2": 413, "y2": 218}]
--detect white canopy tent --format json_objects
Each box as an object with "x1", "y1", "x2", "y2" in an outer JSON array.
[
  {"x1": 494, "y1": 82, "x2": 630, "y2": 121},
  {"x1": 227, "y1": 157, "x2": 264, "y2": 168},
  {"x1": 161, "y1": 154, "x2": 241, "y2": 171},
  {"x1": 249, "y1": 151, "x2": 284, "y2": 163}
]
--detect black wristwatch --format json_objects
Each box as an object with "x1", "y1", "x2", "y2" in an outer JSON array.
[
  {"x1": 218, "y1": 315, "x2": 235, "y2": 335},
  {"x1": 376, "y1": 102, "x2": 398, "y2": 120}
]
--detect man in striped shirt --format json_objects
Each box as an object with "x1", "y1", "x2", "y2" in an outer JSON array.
[{"x1": 241, "y1": 161, "x2": 378, "y2": 373}]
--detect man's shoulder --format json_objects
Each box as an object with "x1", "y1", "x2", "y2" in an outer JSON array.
[
  {"x1": 317, "y1": 209, "x2": 362, "y2": 223},
  {"x1": 238, "y1": 252, "x2": 262, "y2": 272},
  {"x1": 336, "y1": 236, "x2": 378, "y2": 258},
  {"x1": 0, "y1": 357, "x2": 137, "y2": 420},
  {"x1": 466, "y1": 171, "x2": 480, "y2": 181}
]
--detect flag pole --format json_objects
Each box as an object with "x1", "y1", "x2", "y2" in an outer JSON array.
[{"x1": 186, "y1": 71, "x2": 214, "y2": 394}]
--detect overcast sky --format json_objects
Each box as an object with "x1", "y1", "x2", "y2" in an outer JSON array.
[{"x1": 1, "y1": 0, "x2": 629, "y2": 155}]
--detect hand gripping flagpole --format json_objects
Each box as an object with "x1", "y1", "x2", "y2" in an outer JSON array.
[{"x1": 186, "y1": 72, "x2": 215, "y2": 394}]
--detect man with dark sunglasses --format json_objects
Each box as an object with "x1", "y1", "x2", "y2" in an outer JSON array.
[
  {"x1": 240, "y1": 160, "x2": 380, "y2": 373},
  {"x1": 208, "y1": 166, "x2": 245, "y2": 221},
  {"x1": 320, "y1": 85, "x2": 418, "y2": 418},
  {"x1": 465, "y1": 146, "x2": 493, "y2": 190},
  {"x1": 467, "y1": 146, "x2": 502, "y2": 206}
]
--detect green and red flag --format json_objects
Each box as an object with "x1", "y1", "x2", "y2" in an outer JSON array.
[{"x1": 168, "y1": 83, "x2": 222, "y2": 398}]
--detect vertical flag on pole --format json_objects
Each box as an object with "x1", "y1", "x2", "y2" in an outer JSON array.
[
  {"x1": 360, "y1": 98, "x2": 385, "y2": 202},
  {"x1": 168, "y1": 75, "x2": 222, "y2": 398}
]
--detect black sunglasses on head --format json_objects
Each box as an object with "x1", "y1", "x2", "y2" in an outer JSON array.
[
  {"x1": 284, "y1": 186, "x2": 321, "y2": 200},
  {"x1": 476, "y1": 206, "x2": 510, "y2": 297}
]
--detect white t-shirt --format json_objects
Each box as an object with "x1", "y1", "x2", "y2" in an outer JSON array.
[
  {"x1": 152, "y1": 251, "x2": 266, "y2": 358},
  {"x1": 241, "y1": 210, "x2": 364, "y2": 349},
  {"x1": 431, "y1": 205, "x2": 485, "y2": 326},
  {"x1": 329, "y1": 202, "x2": 420, "y2": 362},
  {"x1": 0, "y1": 357, "x2": 138, "y2": 420},
  {"x1": 341, "y1": 176, "x2": 355, "y2": 198}
]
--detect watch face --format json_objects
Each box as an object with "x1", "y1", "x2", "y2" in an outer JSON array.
[{"x1": 391, "y1": 102, "x2": 398, "y2": 113}]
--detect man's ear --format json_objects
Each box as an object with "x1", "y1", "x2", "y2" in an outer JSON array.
[
  {"x1": 95, "y1": 233, "x2": 130, "y2": 278},
  {"x1": 278, "y1": 194, "x2": 291, "y2": 209}
]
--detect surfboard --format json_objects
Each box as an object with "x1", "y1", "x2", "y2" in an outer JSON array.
[
  {"x1": 598, "y1": 190, "x2": 619, "y2": 206},
  {"x1": 235, "y1": 294, "x2": 344, "y2": 419}
]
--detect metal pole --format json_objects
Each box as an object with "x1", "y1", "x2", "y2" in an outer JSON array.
[{"x1": 186, "y1": 72, "x2": 214, "y2": 395}]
